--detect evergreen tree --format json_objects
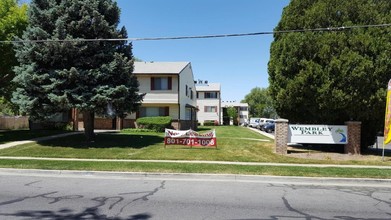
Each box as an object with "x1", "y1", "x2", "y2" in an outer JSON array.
[
  {"x1": 13, "y1": 0, "x2": 144, "y2": 141},
  {"x1": 268, "y1": 0, "x2": 391, "y2": 148},
  {"x1": 0, "y1": 0, "x2": 28, "y2": 102}
]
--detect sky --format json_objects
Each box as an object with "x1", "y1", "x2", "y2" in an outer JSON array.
[
  {"x1": 115, "y1": 0, "x2": 290, "y2": 102},
  {"x1": 19, "y1": 0, "x2": 291, "y2": 102}
]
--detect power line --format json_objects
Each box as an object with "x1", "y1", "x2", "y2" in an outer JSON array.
[{"x1": 1, "y1": 23, "x2": 391, "y2": 44}]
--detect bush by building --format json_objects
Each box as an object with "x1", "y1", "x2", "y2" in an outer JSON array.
[{"x1": 136, "y1": 116, "x2": 172, "y2": 132}]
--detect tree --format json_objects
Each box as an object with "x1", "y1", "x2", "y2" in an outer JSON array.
[
  {"x1": 0, "y1": 0, "x2": 28, "y2": 102},
  {"x1": 242, "y1": 87, "x2": 277, "y2": 118},
  {"x1": 12, "y1": 0, "x2": 144, "y2": 141},
  {"x1": 268, "y1": 0, "x2": 391, "y2": 148},
  {"x1": 226, "y1": 106, "x2": 238, "y2": 125}
]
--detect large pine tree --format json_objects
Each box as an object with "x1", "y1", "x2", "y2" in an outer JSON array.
[
  {"x1": 268, "y1": 0, "x2": 391, "y2": 148},
  {"x1": 12, "y1": 0, "x2": 144, "y2": 141}
]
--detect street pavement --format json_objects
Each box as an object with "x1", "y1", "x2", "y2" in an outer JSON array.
[{"x1": 0, "y1": 169, "x2": 390, "y2": 220}]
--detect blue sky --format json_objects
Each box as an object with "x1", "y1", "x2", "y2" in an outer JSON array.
[
  {"x1": 20, "y1": 0, "x2": 290, "y2": 102},
  {"x1": 116, "y1": 0, "x2": 290, "y2": 102}
]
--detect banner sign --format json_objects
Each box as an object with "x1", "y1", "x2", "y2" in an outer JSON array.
[
  {"x1": 384, "y1": 79, "x2": 391, "y2": 145},
  {"x1": 288, "y1": 124, "x2": 348, "y2": 144},
  {"x1": 164, "y1": 129, "x2": 216, "y2": 147}
]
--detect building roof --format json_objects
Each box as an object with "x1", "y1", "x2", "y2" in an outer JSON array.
[
  {"x1": 221, "y1": 101, "x2": 248, "y2": 108},
  {"x1": 133, "y1": 62, "x2": 190, "y2": 74},
  {"x1": 195, "y1": 83, "x2": 221, "y2": 92}
]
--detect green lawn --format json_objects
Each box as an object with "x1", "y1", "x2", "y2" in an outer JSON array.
[
  {"x1": 0, "y1": 130, "x2": 71, "y2": 144},
  {"x1": 0, "y1": 126, "x2": 390, "y2": 178},
  {"x1": 1, "y1": 126, "x2": 293, "y2": 162}
]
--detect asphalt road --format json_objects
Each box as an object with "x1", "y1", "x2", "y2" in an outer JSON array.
[{"x1": 0, "y1": 169, "x2": 390, "y2": 220}]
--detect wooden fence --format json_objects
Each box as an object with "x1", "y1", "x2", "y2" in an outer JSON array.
[{"x1": 0, "y1": 116, "x2": 29, "y2": 130}]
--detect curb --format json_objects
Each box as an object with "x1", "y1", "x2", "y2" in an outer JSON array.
[{"x1": 1, "y1": 168, "x2": 390, "y2": 188}]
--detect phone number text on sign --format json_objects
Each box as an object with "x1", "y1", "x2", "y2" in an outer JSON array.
[{"x1": 165, "y1": 137, "x2": 216, "y2": 147}]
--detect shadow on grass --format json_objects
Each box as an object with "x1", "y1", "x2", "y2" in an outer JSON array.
[
  {"x1": 196, "y1": 127, "x2": 214, "y2": 132},
  {"x1": 0, "y1": 130, "x2": 69, "y2": 144},
  {"x1": 37, "y1": 133, "x2": 164, "y2": 149},
  {"x1": 288, "y1": 144, "x2": 391, "y2": 158}
]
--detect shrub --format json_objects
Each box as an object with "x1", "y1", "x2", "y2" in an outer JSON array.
[
  {"x1": 203, "y1": 120, "x2": 216, "y2": 126},
  {"x1": 121, "y1": 128, "x2": 156, "y2": 133},
  {"x1": 136, "y1": 116, "x2": 172, "y2": 132}
]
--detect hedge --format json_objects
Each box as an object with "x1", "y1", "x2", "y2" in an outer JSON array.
[{"x1": 136, "y1": 116, "x2": 172, "y2": 132}]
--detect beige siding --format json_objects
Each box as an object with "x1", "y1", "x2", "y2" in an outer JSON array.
[
  {"x1": 196, "y1": 91, "x2": 221, "y2": 125},
  {"x1": 178, "y1": 65, "x2": 197, "y2": 120},
  {"x1": 125, "y1": 104, "x2": 179, "y2": 120},
  {"x1": 136, "y1": 75, "x2": 179, "y2": 104}
]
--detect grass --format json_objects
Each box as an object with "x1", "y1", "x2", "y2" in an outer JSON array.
[
  {"x1": 0, "y1": 129, "x2": 71, "y2": 144},
  {"x1": 0, "y1": 126, "x2": 307, "y2": 163},
  {"x1": 0, "y1": 126, "x2": 390, "y2": 178}
]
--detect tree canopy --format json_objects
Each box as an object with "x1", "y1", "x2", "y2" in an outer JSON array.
[
  {"x1": 242, "y1": 87, "x2": 277, "y2": 119},
  {"x1": 0, "y1": 0, "x2": 28, "y2": 101},
  {"x1": 268, "y1": 0, "x2": 391, "y2": 147},
  {"x1": 12, "y1": 0, "x2": 144, "y2": 140}
]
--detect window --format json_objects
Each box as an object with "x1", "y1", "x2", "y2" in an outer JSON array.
[
  {"x1": 204, "y1": 92, "x2": 218, "y2": 99},
  {"x1": 196, "y1": 92, "x2": 199, "y2": 99},
  {"x1": 151, "y1": 77, "x2": 172, "y2": 90},
  {"x1": 139, "y1": 107, "x2": 169, "y2": 117},
  {"x1": 204, "y1": 106, "x2": 217, "y2": 112},
  {"x1": 186, "y1": 85, "x2": 188, "y2": 96},
  {"x1": 240, "y1": 106, "x2": 248, "y2": 111}
]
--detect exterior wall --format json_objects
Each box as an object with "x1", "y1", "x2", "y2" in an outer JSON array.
[
  {"x1": 126, "y1": 104, "x2": 179, "y2": 120},
  {"x1": 125, "y1": 62, "x2": 197, "y2": 130},
  {"x1": 238, "y1": 107, "x2": 249, "y2": 125},
  {"x1": 178, "y1": 64, "x2": 197, "y2": 120},
  {"x1": 221, "y1": 102, "x2": 249, "y2": 125},
  {"x1": 137, "y1": 75, "x2": 179, "y2": 104},
  {"x1": 94, "y1": 118, "x2": 115, "y2": 130},
  {"x1": 197, "y1": 91, "x2": 221, "y2": 125},
  {"x1": 196, "y1": 82, "x2": 222, "y2": 125}
]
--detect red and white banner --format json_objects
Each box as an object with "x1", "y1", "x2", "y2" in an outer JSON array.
[{"x1": 164, "y1": 129, "x2": 217, "y2": 147}]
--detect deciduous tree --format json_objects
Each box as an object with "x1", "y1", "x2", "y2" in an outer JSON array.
[
  {"x1": 242, "y1": 87, "x2": 277, "y2": 118},
  {"x1": 0, "y1": 0, "x2": 28, "y2": 101}
]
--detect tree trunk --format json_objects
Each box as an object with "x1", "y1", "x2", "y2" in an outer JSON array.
[{"x1": 83, "y1": 111, "x2": 95, "y2": 142}]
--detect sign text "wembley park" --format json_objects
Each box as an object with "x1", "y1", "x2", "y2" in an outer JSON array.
[{"x1": 288, "y1": 125, "x2": 348, "y2": 145}]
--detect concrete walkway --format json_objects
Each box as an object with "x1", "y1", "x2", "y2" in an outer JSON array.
[
  {"x1": 0, "y1": 130, "x2": 118, "y2": 150},
  {"x1": 246, "y1": 126, "x2": 275, "y2": 139},
  {"x1": 0, "y1": 132, "x2": 82, "y2": 150}
]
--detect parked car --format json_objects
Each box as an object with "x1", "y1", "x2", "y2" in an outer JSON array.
[
  {"x1": 248, "y1": 118, "x2": 260, "y2": 128},
  {"x1": 263, "y1": 121, "x2": 275, "y2": 133},
  {"x1": 257, "y1": 118, "x2": 274, "y2": 130}
]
